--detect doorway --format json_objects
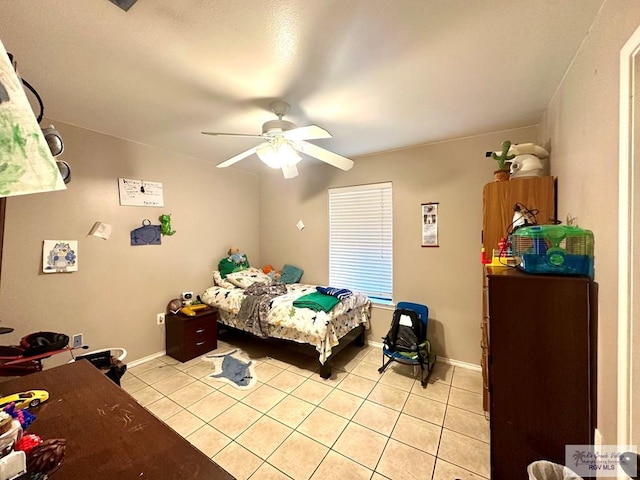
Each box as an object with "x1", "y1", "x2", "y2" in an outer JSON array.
[{"x1": 618, "y1": 25, "x2": 640, "y2": 447}]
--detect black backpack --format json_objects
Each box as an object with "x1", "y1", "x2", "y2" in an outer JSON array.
[{"x1": 383, "y1": 308, "x2": 425, "y2": 354}]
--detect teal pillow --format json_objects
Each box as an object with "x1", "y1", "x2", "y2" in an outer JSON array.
[{"x1": 280, "y1": 264, "x2": 303, "y2": 284}]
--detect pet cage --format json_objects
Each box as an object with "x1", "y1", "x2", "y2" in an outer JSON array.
[{"x1": 510, "y1": 225, "x2": 594, "y2": 277}]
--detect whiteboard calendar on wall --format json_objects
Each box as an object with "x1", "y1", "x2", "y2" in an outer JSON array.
[{"x1": 118, "y1": 178, "x2": 164, "y2": 207}]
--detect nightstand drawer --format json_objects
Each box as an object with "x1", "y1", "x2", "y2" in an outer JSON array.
[
  {"x1": 183, "y1": 335, "x2": 216, "y2": 360},
  {"x1": 166, "y1": 308, "x2": 218, "y2": 362},
  {"x1": 184, "y1": 317, "x2": 216, "y2": 342}
]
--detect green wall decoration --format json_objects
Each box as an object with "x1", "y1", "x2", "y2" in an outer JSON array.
[{"x1": 159, "y1": 214, "x2": 176, "y2": 236}]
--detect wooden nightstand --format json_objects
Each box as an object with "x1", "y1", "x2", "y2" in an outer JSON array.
[{"x1": 165, "y1": 308, "x2": 218, "y2": 362}]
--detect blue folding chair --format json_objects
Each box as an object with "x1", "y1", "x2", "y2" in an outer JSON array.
[{"x1": 378, "y1": 301, "x2": 435, "y2": 387}]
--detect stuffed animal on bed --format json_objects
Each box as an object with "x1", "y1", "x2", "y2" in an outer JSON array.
[
  {"x1": 218, "y1": 247, "x2": 250, "y2": 278},
  {"x1": 228, "y1": 246, "x2": 247, "y2": 265},
  {"x1": 262, "y1": 265, "x2": 282, "y2": 281}
]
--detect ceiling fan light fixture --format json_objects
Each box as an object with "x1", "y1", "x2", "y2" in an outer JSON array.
[
  {"x1": 256, "y1": 139, "x2": 301, "y2": 169},
  {"x1": 256, "y1": 144, "x2": 279, "y2": 168}
]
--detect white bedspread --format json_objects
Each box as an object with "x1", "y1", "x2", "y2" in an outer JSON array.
[{"x1": 201, "y1": 283, "x2": 371, "y2": 364}]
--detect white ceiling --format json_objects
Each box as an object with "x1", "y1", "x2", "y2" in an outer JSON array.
[{"x1": 1, "y1": 0, "x2": 604, "y2": 172}]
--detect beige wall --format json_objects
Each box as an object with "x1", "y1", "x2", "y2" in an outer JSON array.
[
  {"x1": 0, "y1": 120, "x2": 260, "y2": 365},
  {"x1": 0, "y1": 118, "x2": 539, "y2": 370},
  {"x1": 538, "y1": 0, "x2": 640, "y2": 445},
  {"x1": 258, "y1": 126, "x2": 538, "y2": 365}
]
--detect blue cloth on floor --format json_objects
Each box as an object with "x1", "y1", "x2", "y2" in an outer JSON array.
[{"x1": 316, "y1": 286, "x2": 353, "y2": 300}]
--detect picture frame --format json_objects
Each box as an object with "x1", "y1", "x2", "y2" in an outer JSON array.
[{"x1": 421, "y1": 202, "x2": 439, "y2": 247}]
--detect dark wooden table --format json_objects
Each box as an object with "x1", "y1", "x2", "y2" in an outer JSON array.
[{"x1": 0, "y1": 360, "x2": 234, "y2": 480}]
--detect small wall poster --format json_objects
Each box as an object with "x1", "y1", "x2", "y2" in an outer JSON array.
[
  {"x1": 118, "y1": 178, "x2": 164, "y2": 207},
  {"x1": 422, "y1": 202, "x2": 439, "y2": 247},
  {"x1": 89, "y1": 222, "x2": 112, "y2": 240},
  {"x1": 43, "y1": 240, "x2": 78, "y2": 273}
]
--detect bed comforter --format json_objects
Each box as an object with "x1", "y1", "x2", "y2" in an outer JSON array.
[{"x1": 201, "y1": 283, "x2": 371, "y2": 364}]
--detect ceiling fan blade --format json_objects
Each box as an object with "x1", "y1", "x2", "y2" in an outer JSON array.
[
  {"x1": 283, "y1": 125, "x2": 332, "y2": 141},
  {"x1": 282, "y1": 164, "x2": 299, "y2": 179},
  {"x1": 216, "y1": 143, "x2": 267, "y2": 168},
  {"x1": 295, "y1": 141, "x2": 354, "y2": 171},
  {"x1": 202, "y1": 131, "x2": 263, "y2": 138}
]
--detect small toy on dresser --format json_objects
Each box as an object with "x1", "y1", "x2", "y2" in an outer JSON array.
[
  {"x1": 181, "y1": 291, "x2": 194, "y2": 306},
  {"x1": 180, "y1": 304, "x2": 208, "y2": 317},
  {"x1": 167, "y1": 298, "x2": 183, "y2": 314},
  {"x1": 508, "y1": 143, "x2": 549, "y2": 179}
]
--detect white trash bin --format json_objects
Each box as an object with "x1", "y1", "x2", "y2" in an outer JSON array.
[{"x1": 527, "y1": 461, "x2": 584, "y2": 480}]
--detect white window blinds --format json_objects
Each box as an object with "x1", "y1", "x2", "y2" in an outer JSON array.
[{"x1": 328, "y1": 182, "x2": 393, "y2": 303}]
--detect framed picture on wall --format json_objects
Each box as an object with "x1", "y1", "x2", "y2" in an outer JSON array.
[{"x1": 421, "y1": 202, "x2": 439, "y2": 247}]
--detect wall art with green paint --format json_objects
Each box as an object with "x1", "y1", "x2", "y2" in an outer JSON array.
[{"x1": 0, "y1": 39, "x2": 66, "y2": 198}]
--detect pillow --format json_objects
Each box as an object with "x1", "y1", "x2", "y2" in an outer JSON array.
[
  {"x1": 225, "y1": 267, "x2": 272, "y2": 289},
  {"x1": 213, "y1": 270, "x2": 237, "y2": 289},
  {"x1": 218, "y1": 255, "x2": 250, "y2": 278},
  {"x1": 280, "y1": 264, "x2": 304, "y2": 284}
]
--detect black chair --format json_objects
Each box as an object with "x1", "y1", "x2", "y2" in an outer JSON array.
[{"x1": 378, "y1": 301, "x2": 435, "y2": 387}]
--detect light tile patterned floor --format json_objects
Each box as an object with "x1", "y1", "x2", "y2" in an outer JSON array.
[{"x1": 122, "y1": 331, "x2": 490, "y2": 480}]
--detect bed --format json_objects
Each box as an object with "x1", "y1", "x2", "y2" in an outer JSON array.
[{"x1": 201, "y1": 267, "x2": 371, "y2": 379}]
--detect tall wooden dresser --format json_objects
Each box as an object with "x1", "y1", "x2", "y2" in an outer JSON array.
[
  {"x1": 486, "y1": 268, "x2": 596, "y2": 479},
  {"x1": 481, "y1": 176, "x2": 556, "y2": 412}
]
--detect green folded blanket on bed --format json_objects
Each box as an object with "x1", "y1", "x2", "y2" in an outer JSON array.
[{"x1": 293, "y1": 291, "x2": 340, "y2": 312}]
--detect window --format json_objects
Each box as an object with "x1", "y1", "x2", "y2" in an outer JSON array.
[{"x1": 328, "y1": 182, "x2": 393, "y2": 304}]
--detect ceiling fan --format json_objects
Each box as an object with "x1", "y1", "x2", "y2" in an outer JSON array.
[{"x1": 201, "y1": 101, "x2": 354, "y2": 179}]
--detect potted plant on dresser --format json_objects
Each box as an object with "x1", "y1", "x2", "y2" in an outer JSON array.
[{"x1": 491, "y1": 140, "x2": 515, "y2": 181}]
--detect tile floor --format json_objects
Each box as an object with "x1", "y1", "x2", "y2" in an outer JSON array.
[{"x1": 122, "y1": 331, "x2": 490, "y2": 480}]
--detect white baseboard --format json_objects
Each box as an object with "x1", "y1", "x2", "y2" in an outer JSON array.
[
  {"x1": 436, "y1": 356, "x2": 481, "y2": 372},
  {"x1": 127, "y1": 350, "x2": 166, "y2": 368},
  {"x1": 130, "y1": 345, "x2": 483, "y2": 373},
  {"x1": 366, "y1": 340, "x2": 481, "y2": 372}
]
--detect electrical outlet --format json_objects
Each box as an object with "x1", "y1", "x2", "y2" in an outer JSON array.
[
  {"x1": 72, "y1": 333, "x2": 83, "y2": 348},
  {"x1": 156, "y1": 313, "x2": 165, "y2": 325}
]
